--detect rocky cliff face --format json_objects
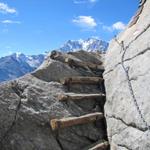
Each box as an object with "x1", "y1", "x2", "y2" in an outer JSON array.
[
  {"x1": 0, "y1": 50, "x2": 107, "y2": 150},
  {"x1": 104, "y1": 0, "x2": 150, "y2": 149}
]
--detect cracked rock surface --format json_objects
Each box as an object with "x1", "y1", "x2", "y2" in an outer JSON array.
[
  {"x1": 0, "y1": 50, "x2": 107, "y2": 150},
  {"x1": 104, "y1": 0, "x2": 150, "y2": 149}
]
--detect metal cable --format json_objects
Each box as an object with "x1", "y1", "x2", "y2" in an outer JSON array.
[{"x1": 115, "y1": 38, "x2": 150, "y2": 131}]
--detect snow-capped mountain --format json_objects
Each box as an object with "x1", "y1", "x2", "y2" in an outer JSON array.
[
  {"x1": 60, "y1": 38, "x2": 108, "y2": 53},
  {"x1": 0, "y1": 53, "x2": 45, "y2": 82},
  {"x1": 0, "y1": 37, "x2": 108, "y2": 82}
]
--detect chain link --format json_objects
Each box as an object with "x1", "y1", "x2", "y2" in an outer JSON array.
[{"x1": 115, "y1": 39, "x2": 150, "y2": 131}]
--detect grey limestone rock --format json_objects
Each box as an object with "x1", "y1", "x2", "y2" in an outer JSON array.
[
  {"x1": 104, "y1": 0, "x2": 150, "y2": 149},
  {"x1": 0, "y1": 50, "x2": 106, "y2": 150}
]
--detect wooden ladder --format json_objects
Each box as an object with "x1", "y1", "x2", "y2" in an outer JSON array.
[
  {"x1": 50, "y1": 112, "x2": 104, "y2": 130},
  {"x1": 58, "y1": 93, "x2": 105, "y2": 101},
  {"x1": 65, "y1": 58, "x2": 104, "y2": 71},
  {"x1": 60, "y1": 76, "x2": 103, "y2": 85},
  {"x1": 50, "y1": 57, "x2": 109, "y2": 150},
  {"x1": 86, "y1": 141, "x2": 109, "y2": 150}
]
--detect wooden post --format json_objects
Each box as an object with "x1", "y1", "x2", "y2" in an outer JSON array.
[
  {"x1": 50, "y1": 50, "x2": 61, "y2": 59},
  {"x1": 58, "y1": 93, "x2": 105, "y2": 101},
  {"x1": 88, "y1": 141, "x2": 109, "y2": 150},
  {"x1": 60, "y1": 77, "x2": 104, "y2": 85},
  {"x1": 65, "y1": 58, "x2": 104, "y2": 71},
  {"x1": 50, "y1": 112, "x2": 104, "y2": 130},
  {"x1": 50, "y1": 51, "x2": 68, "y2": 63}
]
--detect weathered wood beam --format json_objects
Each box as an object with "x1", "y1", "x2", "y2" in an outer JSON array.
[
  {"x1": 60, "y1": 76, "x2": 104, "y2": 85},
  {"x1": 50, "y1": 50, "x2": 61, "y2": 59},
  {"x1": 50, "y1": 50, "x2": 69, "y2": 64},
  {"x1": 65, "y1": 58, "x2": 104, "y2": 71},
  {"x1": 58, "y1": 93, "x2": 105, "y2": 101},
  {"x1": 88, "y1": 141, "x2": 109, "y2": 150},
  {"x1": 50, "y1": 112, "x2": 104, "y2": 130}
]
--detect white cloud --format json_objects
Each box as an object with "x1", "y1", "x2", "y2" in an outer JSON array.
[
  {"x1": 1, "y1": 20, "x2": 21, "y2": 24},
  {"x1": 103, "y1": 21, "x2": 126, "y2": 32},
  {"x1": 112, "y1": 22, "x2": 126, "y2": 30},
  {"x1": 72, "y1": 16, "x2": 97, "y2": 29},
  {"x1": 73, "y1": 0, "x2": 98, "y2": 4},
  {"x1": 0, "y1": 2, "x2": 17, "y2": 14}
]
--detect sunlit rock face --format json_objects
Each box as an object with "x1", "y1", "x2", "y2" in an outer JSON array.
[
  {"x1": 0, "y1": 50, "x2": 106, "y2": 150},
  {"x1": 104, "y1": 0, "x2": 150, "y2": 149}
]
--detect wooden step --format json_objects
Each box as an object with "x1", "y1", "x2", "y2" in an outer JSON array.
[
  {"x1": 50, "y1": 112, "x2": 104, "y2": 130},
  {"x1": 60, "y1": 76, "x2": 103, "y2": 85},
  {"x1": 58, "y1": 93, "x2": 105, "y2": 101},
  {"x1": 65, "y1": 58, "x2": 104, "y2": 71},
  {"x1": 88, "y1": 141, "x2": 109, "y2": 150},
  {"x1": 50, "y1": 50, "x2": 59, "y2": 59}
]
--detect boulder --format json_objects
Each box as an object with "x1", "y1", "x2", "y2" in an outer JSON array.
[
  {"x1": 104, "y1": 0, "x2": 150, "y2": 149},
  {"x1": 0, "y1": 51, "x2": 106, "y2": 150}
]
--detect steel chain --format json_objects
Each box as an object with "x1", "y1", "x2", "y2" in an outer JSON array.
[{"x1": 115, "y1": 39, "x2": 150, "y2": 131}]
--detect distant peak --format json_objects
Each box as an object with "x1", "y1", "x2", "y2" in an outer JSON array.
[
  {"x1": 60, "y1": 37, "x2": 108, "y2": 53},
  {"x1": 11, "y1": 52, "x2": 24, "y2": 58}
]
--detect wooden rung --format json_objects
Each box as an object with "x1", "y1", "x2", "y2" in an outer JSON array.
[
  {"x1": 50, "y1": 112, "x2": 104, "y2": 130},
  {"x1": 60, "y1": 77, "x2": 103, "y2": 85},
  {"x1": 50, "y1": 50, "x2": 60, "y2": 59},
  {"x1": 88, "y1": 141, "x2": 109, "y2": 150},
  {"x1": 65, "y1": 58, "x2": 104, "y2": 71},
  {"x1": 58, "y1": 93, "x2": 105, "y2": 101}
]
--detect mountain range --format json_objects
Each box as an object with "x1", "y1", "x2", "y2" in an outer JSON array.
[
  {"x1": 60, "y1": 38, "x2": 108, "y2": 52},
  {"x1": 0, "y1": 38, "x2": 108, "y2": 82},
  {"x1": 0, "y1": 53, "x2": 45, "y2": 82}
]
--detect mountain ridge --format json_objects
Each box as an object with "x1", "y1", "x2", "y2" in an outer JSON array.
[
  {"x1": 0, "y1": 53, "x2": 45, "y2": 82},
  {"x1": 0, "y1": 37, "x2": 108, "y2": 82},
  {"x1": 60, "y1": 38, "x2": 108, "y2": 53}
]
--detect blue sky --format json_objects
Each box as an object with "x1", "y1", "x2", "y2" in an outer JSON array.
[{"x1": 0, "y1": 0, "x2": 139, "y2": 56}]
